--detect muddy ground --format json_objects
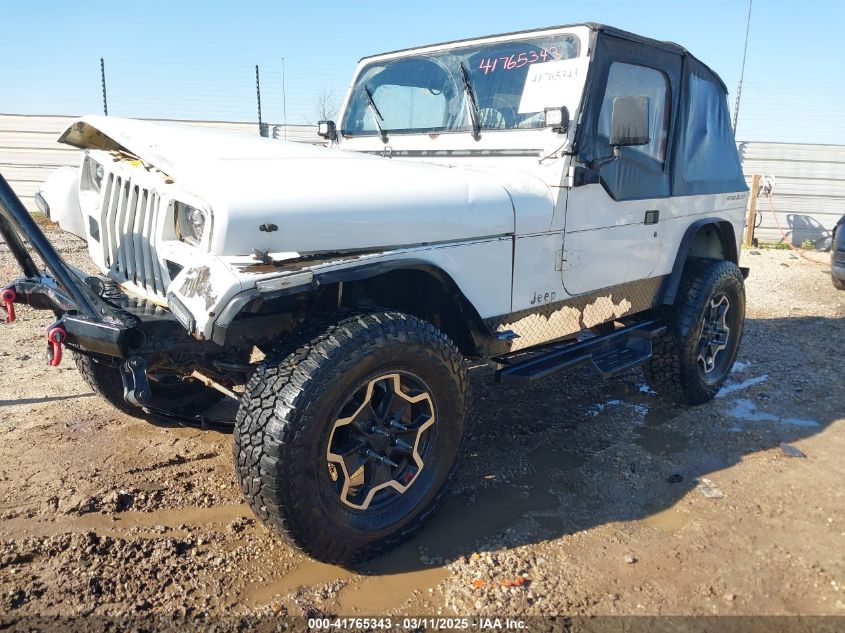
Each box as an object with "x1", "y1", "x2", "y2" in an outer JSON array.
[{"x1": 1, "y1": 229, "x2": 844, "y2": 627}]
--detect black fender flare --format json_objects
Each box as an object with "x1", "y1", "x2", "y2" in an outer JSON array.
[
  {"x1": 213, "y1": 258, "x2": 503, "y2": 356},
  {"x1": 661, "y1": 218, "x2": 742, "y2": 306},
  {"x1": 314, "y1": 258, "x2": 502, "y2": 355}
]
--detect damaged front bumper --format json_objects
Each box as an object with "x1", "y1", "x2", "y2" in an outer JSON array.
[
  {"x1": 0, "y1": 174, "x2": 234, "y2": 421},
  {"x1": 0, "y1": 174, "x2": 141, "y2": 359}
]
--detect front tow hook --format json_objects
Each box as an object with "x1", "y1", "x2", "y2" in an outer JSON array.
[
  {"x1": 121, "y1": 355, "x2": 152, "y2": 407},
  {"x1": 1, "y1": 288, "x2": 15, "y2": 322},
  {"x1": 46, "y1": 325, "x2": 66, "y2": 366}
]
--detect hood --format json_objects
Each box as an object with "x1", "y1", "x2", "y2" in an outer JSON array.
[{"x1": 60, "y1": 116, "x2": 553, "y2": 256}]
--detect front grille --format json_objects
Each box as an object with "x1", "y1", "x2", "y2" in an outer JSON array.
[{"x1": 100, "y1": 172, "x2": 168, "y2": 299}]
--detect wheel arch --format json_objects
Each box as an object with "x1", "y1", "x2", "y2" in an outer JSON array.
[
  {"x1": 315, "y1": 259, "x2": 498, "y2": 358},
  {"x1": 661, "y1": 218, "x2": 740, "y2": 306}
]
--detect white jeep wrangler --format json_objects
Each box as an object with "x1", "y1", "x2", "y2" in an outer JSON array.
[{"x1": 1, "y1": 23, "x2": 748, "y2": 563}]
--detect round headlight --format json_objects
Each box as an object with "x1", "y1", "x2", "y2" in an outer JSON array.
[
  {"x1": 93, "y1": 163, "x2": 104, "y2": 190},
  {"x1": 175, "y1": 203, "x2": 207, "y2": 246},
  {"x1": 82, "y1": 157, "x2": 104, "y2": 193}
]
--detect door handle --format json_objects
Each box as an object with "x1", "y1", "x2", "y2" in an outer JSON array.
[{"x1": 644, "y1": 209, "x2": 659, "y2": 225}]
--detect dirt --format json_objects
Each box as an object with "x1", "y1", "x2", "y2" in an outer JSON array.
[{"x1": 1, "y1": 230, "x2": 844, "y2": 627}]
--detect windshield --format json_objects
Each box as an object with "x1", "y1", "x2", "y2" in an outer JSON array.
[{"x1": 341, "y1": 34, "x2": 581, "y2": 137}]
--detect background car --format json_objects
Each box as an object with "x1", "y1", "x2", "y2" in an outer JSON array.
[{"x1": 832, "y1": 214, "x2": 845, "y2": 290}]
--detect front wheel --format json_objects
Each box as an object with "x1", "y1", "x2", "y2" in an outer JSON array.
[
  {"x1": 233, "y1": 312, "x2": 467, "y2": 564},
  {"x1": 645, "y1": 259, "x2": 746, "y2": 405}
]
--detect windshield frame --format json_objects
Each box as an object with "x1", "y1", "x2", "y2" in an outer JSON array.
[{"x1": 339, "y1": 30, "x2": 584, "y2": 139}]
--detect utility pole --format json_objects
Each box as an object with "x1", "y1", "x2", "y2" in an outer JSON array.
[
  {"x1": 100, "y1": 58, "x2": 109, "y2": 116},
  {"x1": 732, "y1": 0, "x2": 753, "y2": 135},
  {"x1": 255, "y1": 64, "x2": 263, "y2": 135},
  {"x1": 282, "y1": 57, "x2": 288, "y2": 140}
]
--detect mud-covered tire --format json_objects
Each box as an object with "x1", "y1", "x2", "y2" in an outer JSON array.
[
  {"x1": 73, "y1": 353, "x2": 224, "y2": 419},
  {"x1": 233, "y1": 312, "x2": 467, "y2": 564},
  {"x1": 645, "y1": 259, "x2": 746, "y2": 405}
]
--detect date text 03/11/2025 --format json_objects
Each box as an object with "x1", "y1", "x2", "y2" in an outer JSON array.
[{"x1": 306, "y1": 617, "x2": 529, "y2": 630}]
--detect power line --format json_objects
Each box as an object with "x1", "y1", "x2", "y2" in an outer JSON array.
[{"x1": 732, "y1": 0, "x2": 753, "y2": 134}]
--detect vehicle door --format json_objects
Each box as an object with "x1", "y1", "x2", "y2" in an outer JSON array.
[{"x1": 562, "y1": 40, "x2": 682, "y2": 296}]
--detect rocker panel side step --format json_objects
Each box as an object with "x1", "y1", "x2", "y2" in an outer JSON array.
[{"x1": 495, "y1": 319, "x2": 666, "y2": 385}]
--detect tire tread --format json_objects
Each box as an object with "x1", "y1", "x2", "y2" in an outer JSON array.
[
  {"x1": 645, "y1": 259, "x2": 745, "y2": 405},
  {"x1": 233, "y1": 311, "x2": 467, "y2": 563}
]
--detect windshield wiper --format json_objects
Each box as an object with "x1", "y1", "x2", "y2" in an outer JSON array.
[
  {"x1": 459, "y1": 62, "x2": 481, "y2": 141},
  {"x1": 364, "y1": 85, "x2": 388, "y2": 144}
]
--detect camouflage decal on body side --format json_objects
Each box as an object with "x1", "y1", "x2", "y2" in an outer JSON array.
[{"x1": 488, "y1": 276, "x2": 665, "y2": 351}]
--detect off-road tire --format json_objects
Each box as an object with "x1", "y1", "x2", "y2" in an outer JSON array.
[
  {"x1": 833, "y1": 275, "x2": 845, "y2": 291},
  {"x1": 73, "y1": 353, "x2": 224, "y2": 419},
  {"x1": 233, "y1": 311, "x2": 467, "y2": 564},
  {"x1": 645, "y1": 259, "x2": 745, "y2": 405}
]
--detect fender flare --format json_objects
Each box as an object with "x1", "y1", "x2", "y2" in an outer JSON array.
[
  {"x1": 214, "y1": 258, "x2": 503, "y2": 356},
  {"x1": 314, "y1": 258, "x2": 500, "y2": 355},
  {"x1": 661, "y1": 218, "x2": 740, "y2": 306}
]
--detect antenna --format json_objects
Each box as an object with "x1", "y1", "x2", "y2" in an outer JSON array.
[{"x1": 732, "y1": 0, "x2": 753, "y2": 135}]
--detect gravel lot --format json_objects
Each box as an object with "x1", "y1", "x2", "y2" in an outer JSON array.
[{"x1": 1, "y1": 228, "x2": 844, "y2": 627}]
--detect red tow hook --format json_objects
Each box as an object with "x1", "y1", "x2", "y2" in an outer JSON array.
[
  {"x1": 1, "y1": 288, "x2": 15, "y2": 323},
  {"x1": 46, "y1": 325, "x2": 66, "y2": 367}
]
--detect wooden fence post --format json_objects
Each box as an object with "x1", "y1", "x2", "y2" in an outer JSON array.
[{"x1": 744, "y1": 173, "x2": 761, "y2": 246}]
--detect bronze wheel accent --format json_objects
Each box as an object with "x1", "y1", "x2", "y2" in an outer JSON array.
[
  {"x1": 326, "y1": 373, "x2": 435, "y2": 510},
  {"x1": 696, "y1": 293, "x2": 731, "y2": 374}
]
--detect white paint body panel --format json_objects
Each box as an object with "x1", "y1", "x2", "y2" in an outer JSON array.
[
  {"x1": 168, "y1": 236, "x2": 514, "y2": 339},
  {"x1": 60, "y1": 116, "x2": 528, "y2": 255},
  {"x1": 512, "y1": 232, "x2": 565, "y2": 311},
  {"x1": 562, "y1": 184, "x2": 746, "y2": 295},
  {"x1": 562, "y1": 183, "x2": 664, "y2": 295},
  {"x1": 39, "y1": 166, "x2": 84, "y2": 239}
]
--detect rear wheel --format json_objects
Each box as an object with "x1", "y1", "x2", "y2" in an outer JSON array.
[
  {"x1": 233, "y1": 312, "x2": 467, "y2": 564},
  {"x1": 73, "y1": 353, "x2": 224, "y2": 419},
  {"x1": 645, "y1": 259, "x2": 745, "y2": 405},
  {"x1": 833, "y1": 276, "x2": 845, "y2": 291}
]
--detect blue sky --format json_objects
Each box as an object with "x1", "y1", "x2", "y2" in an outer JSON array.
[{"x1": 1, "y1": 0, "x2": 841, "y2": 143}]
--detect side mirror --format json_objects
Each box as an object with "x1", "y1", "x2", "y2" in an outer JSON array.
[
  {"x1": 609, "y1": 96, "x2": 649, "y2": 146},
  {"x1": 544, "y1": 106, "x2": 570, "y2": 134},
  {"x1": 317, "y1": 120, "x2": 337, "y2": 141}
]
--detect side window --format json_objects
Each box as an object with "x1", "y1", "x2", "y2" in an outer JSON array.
[{"x1": 598, "y1": 62, "x2": 670, "y2": 163}]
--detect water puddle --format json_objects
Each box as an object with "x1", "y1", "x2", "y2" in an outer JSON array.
[
  {"x1": 588, "y1": 399, "x2": 649, "y2": 418},
  {"x1": 730, "y1": 360, "x2": 751, "y2": 373},
  {"x1": 634, "y1": 408, "x2": 688, "y2": 455},
  {"x1": 727, "y1": 398, "x2": 819, "y2": 427},
  {"x1": 641, "y1": 505, "x2": 690, "y2": 533},
  {"x1": 337, "y1": 552, "x2": 449, "y2": 614},
  {"x1": 244, "y1": 446, "x2": 577, "y2": 613},
  {"x1": 716, "y1": 374, "x2": 769, "y2": 398},
  {"x1": 245, "y1": 561, "x2": 358, "y2": 605},
  {"x1": 634, "y1": 425, "x2": 689, "y2": 455},
  {"x1": 0, "y1": 503, "x2": 252, "y2": 540},
  {"x1": 107, "y1": 502, "x2": 251, "y2": 530},
  {"x1": 421, "y1": 480, "x2": 559, "y2": 549}
]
